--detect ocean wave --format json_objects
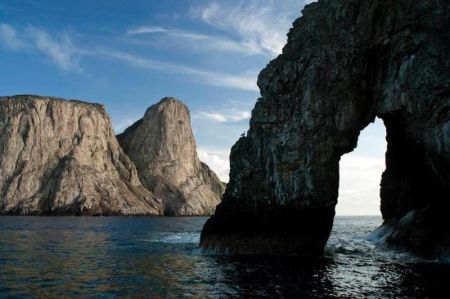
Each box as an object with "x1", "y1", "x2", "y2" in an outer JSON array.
[{"x1": 141, "y1": 232, "x2": 200, "y2": 244}]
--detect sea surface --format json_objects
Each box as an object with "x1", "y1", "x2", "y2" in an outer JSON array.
[{"x1": 0, "y1": 216, "x2": 449, "y2": 298}]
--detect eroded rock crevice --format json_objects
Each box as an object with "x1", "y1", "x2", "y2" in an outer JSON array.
[{"x1": 380, "y1": 113, "x2": 450, "y2": 256}]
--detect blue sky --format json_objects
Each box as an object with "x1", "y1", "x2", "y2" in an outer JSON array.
[{"x1": 0, "y1": 0, "x2": 386, "y2": 215}]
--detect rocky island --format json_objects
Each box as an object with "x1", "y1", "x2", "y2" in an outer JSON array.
[
  {"x1": 0, "y1": 95, "x2": 160, "y2": 215},
  {"x1": 200, "y1": 0, "x2": 450, "y2": 258},
  {"x1": 0, "y1": 95, "x2": 223, "y2": 216},
  {"x1": 118, "y1": 97, "x2": 225, "y2": 216}
]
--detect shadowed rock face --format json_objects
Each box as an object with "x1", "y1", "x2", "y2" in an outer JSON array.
[
  {"x1": 201, "y1": 0, "x2": 450, "y2": 257},
  {"x1": 0, "y1": 95, "x2": 162, "y2": 215},
  {"x1": 118, "y1": 97, "x2": 225, "y2": 216}
]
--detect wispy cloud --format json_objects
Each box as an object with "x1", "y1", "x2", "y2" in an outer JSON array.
[
  {"x1": 28, "y1": 27, "x2": 83, "y2": 73},
  {"x1": 195, "y1": 110, "x2": 250, "y2": 123},
  {"x1": 0, "y1": 23, "x2": 258, "y2": 91},
  {"x1": 126, "y1": 25, "x2": 266, "y2": 55},
  {"x1": 190, "y1": 0, "x2": 313, "y2": 56},
  {"x1": 0, "y1": 24, "x2": 25, "y2": 49},
  {"x1": 99, "y1": 49, "x2": 258, "y2": 91},
  {"x1": 0, "y1": 23, "x2": 83, "y2": 73},
  {"x1": 126, "y1": 26, "x2": 168, "y2": 35}
]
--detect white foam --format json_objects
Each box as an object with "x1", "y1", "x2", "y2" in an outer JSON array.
[{"x1": 142, "y1": 232, "x2": 200, "y2": 244}]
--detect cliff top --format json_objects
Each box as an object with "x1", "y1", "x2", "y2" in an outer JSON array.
[
  {"x1": 150, "y1": 97, "x2": 188, "y2": 110},
  {"x1": 143, "y1": 96, "x2": 190, "y2": 119},
  {"x1": 0, "y1": 95, "x2": 106, "y2": 112}
]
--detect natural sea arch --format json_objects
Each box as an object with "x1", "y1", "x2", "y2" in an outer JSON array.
[{"x1": 200, "y1": 0, "x2": 450, "y2": 258}]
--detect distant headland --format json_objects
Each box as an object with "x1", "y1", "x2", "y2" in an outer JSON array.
[{"x1": 0, "y1": 95, "x2": 224, "y2": 216}]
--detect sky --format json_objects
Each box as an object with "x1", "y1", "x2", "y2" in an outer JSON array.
[{"x1": 0, "y1": 0, "x2": 386, "y2": 215}]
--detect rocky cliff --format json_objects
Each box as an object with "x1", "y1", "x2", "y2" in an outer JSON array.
[
  {"x1": 118, "y1": 97, "x2": 225, "y2": 216},
  {"x1": 201, "y1": 0, "x2": 450, "y2": 257},
  {"x1": 0, "y1": 95, "x2": 161, "y2": 215}
]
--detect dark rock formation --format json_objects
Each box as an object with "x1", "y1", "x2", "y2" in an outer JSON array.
[
  {"x1": 201, "y1": 0, "x2": 450, "y2": 257},
  {"x1": 118, "y1": 97, "x2": 225, "y2": 216},
  {"x1": 0, "y1": 95, "x2": 162, "y2": 215}
]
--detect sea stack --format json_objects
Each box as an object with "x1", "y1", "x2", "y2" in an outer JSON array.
[
  {"x1": 118, "y1": 97, "x2": 225, "y2": 216},
  {"x1": 0, "y1": 95, "x2": 161, "y2": 215},
  {"x1": 200, "y1": 0, "x2": 450, "y2": 257}
]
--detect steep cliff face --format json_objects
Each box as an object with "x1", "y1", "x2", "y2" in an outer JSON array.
[
  {"x1": 118, "y1": 97, "x2": 225, "y2": 216},
  {"x1": 0, "y1": 95, "x2": 161, "y2": 215},
  {"x1": 201, "y1": 0, "x2": 450, "y2": 257}
]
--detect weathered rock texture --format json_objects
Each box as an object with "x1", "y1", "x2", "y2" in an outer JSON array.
[
  {"x1": 118, "y1": 97, "x2": 225, "y2": 216},
  {"x1": 201, "y1": 0, "x2": 450, "y2": 257},
  {"x1": 0, "y1": 95, "x2": 161, "y2": 215}
]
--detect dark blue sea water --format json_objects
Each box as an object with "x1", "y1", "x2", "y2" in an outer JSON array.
[{"x1": 0, "y1": 216, "x2": 449, "y2": 298}]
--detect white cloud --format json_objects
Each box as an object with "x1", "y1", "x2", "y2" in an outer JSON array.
[
  {"x1": 126, "y1": 26, "x2": 168, "y2": 35},
  {"x1": 337, "y1": 119, "x2": 387, "y2": 216},
  {"x1": 126, "y1": 25, "x2": 269, "y2": 55},
  {"x1": 0, "y1": 24, "x2": 25, "y2": 49},
  {"x1": 190, "y1": 0, "x2": 313, "y2": 56},
  {"x1": 337, "y1": 154, "x2": 385, "y2": 216},
  {"x1": 0, "y1": 23, "x2": 258, "y2": 91},
  {"x1": 198, "y1": 112, "x2": 227, "y2": 123},
  {"x1": 28, "y1": 27, "x2": 83, "y2": 73},
  {"x1": 99, "y1": 49, "x2": 258, "y2": 91},
  {"x1": 195, "y1": 110, "x2": 250, "y2": 123},
  {"x1": 339, "y1": 155, "x2": 384, "y2": 193},
  {"x1": 0, "y1": 23, "x2": 83, "y2": 73},
  {"x1": 198, "y1": 147, "x2": 230, "y2": 182}
]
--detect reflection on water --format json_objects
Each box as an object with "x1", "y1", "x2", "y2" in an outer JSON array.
[{"x1": 0, "y1": 216, "x2": 449, "y2": 298}]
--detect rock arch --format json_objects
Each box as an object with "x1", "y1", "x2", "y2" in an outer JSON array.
[{"x1": 200, "y1": 0, "x2": 450, "y2": 257}]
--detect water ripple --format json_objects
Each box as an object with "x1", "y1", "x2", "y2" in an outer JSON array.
[{"x1": 0, "y1": 216, "x2": 449, "y2": 298}]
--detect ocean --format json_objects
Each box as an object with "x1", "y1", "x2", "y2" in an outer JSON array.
[{"x1": 0, "y1": 216, "x2": 448, "y2": 298}]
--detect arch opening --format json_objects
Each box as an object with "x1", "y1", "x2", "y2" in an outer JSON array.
[{"x1": 337, "y1": 117, "x2": 387, "y2": 217}]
